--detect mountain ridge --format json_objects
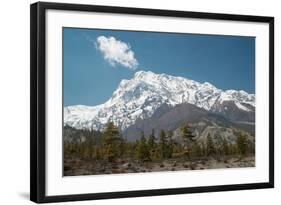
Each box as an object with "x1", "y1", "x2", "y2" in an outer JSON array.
[{"x1": 64, "y1": 70, "x2": 255, "y2": 130}]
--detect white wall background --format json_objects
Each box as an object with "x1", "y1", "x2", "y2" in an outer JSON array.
[{"x1": 0, "y1": 0, "x2": 279, "y2": 204}]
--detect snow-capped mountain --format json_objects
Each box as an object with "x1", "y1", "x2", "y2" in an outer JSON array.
[{"x1": 64, "y1": 70, "x2": 255, "y2": 130}]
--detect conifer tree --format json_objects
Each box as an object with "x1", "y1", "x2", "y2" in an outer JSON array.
[
  {"x1": 222, "y1": 138, "x2": 230, "y2": 155},
  {"x1": 102, "y1": 122, "x2": 122, "y2": 162},
  {"x1": 158, "y1": 129, "x2": 171, "y2": 159},
  {"x1": 206, "y1": 134, "x2": 215, "y2": 156},
  {"x1": 236, "y1": 133, "x2": 248, "y2": 156},
  {"x1": 166, "y1": 130, "x2": 173, "y2": 158},
  {"x1": 136, "y1": 132, "x2": 150, "y2": 162},
  {"x1": 180, "y1": 123, "x2": 194, "y2": 159},
  {"x1": 147, "y1": 129, "x2": 157, "y2": 159},
  {"x1": 191, "y1": 142, "x2": 203, "y2": 157},
  {"x1": 159, "y1": 129, "x2": 166, "y2": 159}
]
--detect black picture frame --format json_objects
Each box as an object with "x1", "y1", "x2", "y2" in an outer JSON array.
[{"x1": 30, "y1": 2, "x2": 274, "y2": 203}]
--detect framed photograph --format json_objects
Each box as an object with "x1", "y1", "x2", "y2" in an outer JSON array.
[{"x1": 30, "y1": 2, "x2": 274, "y2": 203}]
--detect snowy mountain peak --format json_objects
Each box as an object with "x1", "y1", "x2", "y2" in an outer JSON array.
[
  {"x1": 64, "y1": 70, "x2": 255, "y2": 131},
  {"x1": 134, "y1": 70, "x2": 154, "y2": 78}
]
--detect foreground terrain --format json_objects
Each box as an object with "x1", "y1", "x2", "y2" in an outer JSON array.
[{"x1": 64, "y1": 156, "x2": 255, "y2": 176}]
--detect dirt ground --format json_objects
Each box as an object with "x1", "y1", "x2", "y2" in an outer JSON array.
[{"x1": 64, "y1": 155, "x2": 255, "y2": 176}]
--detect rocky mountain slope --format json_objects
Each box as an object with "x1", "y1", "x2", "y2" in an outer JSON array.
[{"x1": 123, "y1": 102, "x2": 254, "y2": 141}]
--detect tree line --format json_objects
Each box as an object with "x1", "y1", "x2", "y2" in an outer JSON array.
[{"x1": 64, "y1": 122, "x2": 254, "y2": 163}]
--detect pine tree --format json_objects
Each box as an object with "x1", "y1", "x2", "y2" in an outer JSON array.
[
  {"x1": 158, "y1": 129, "x2": 167, "y2": 159},
  {"x1": 180, "y1": 123, "x2": 194, "y2": 159},
  {"x1": 222, "y1": 138, "x2": 230, "y2": 155},
  {"x1": 147, "y1": 129, "x2": 157, "y2": 159},
  {"x1": 206, "y1": 134, "x2": 215, "y2": 156},
  {"x1": 236, "y1": 133, "x2": 248, "y2": 156},
  {"x1": 200, "y1": 142, "x2": 207, "y2": 156},
  {"x1": 166, "y1": 130, "x2": 173, "y2": 158},
  {"x1": 119, "y1": 137, "x2": 126, "y2": 157},
  {"x1": 158, "y1": 129, "x2": 173, "y2": 159},
  {"x1": 191, "y1": 142, "x2": 203, "y2": 157},
  {"x1": 136, "y1": 132, "x2": 150, "y2": 162},
  {"x1": 102, "y1": 122, "x2": 122, "y2": 162}
]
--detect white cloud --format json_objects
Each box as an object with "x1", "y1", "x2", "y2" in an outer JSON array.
[{"x1": 95, "y1": 36, "x2": 138, "y2": 70}]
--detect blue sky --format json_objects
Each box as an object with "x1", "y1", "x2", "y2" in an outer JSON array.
[{"x1": 63, "y1": 28, "x2": 255, "y2": 106}]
